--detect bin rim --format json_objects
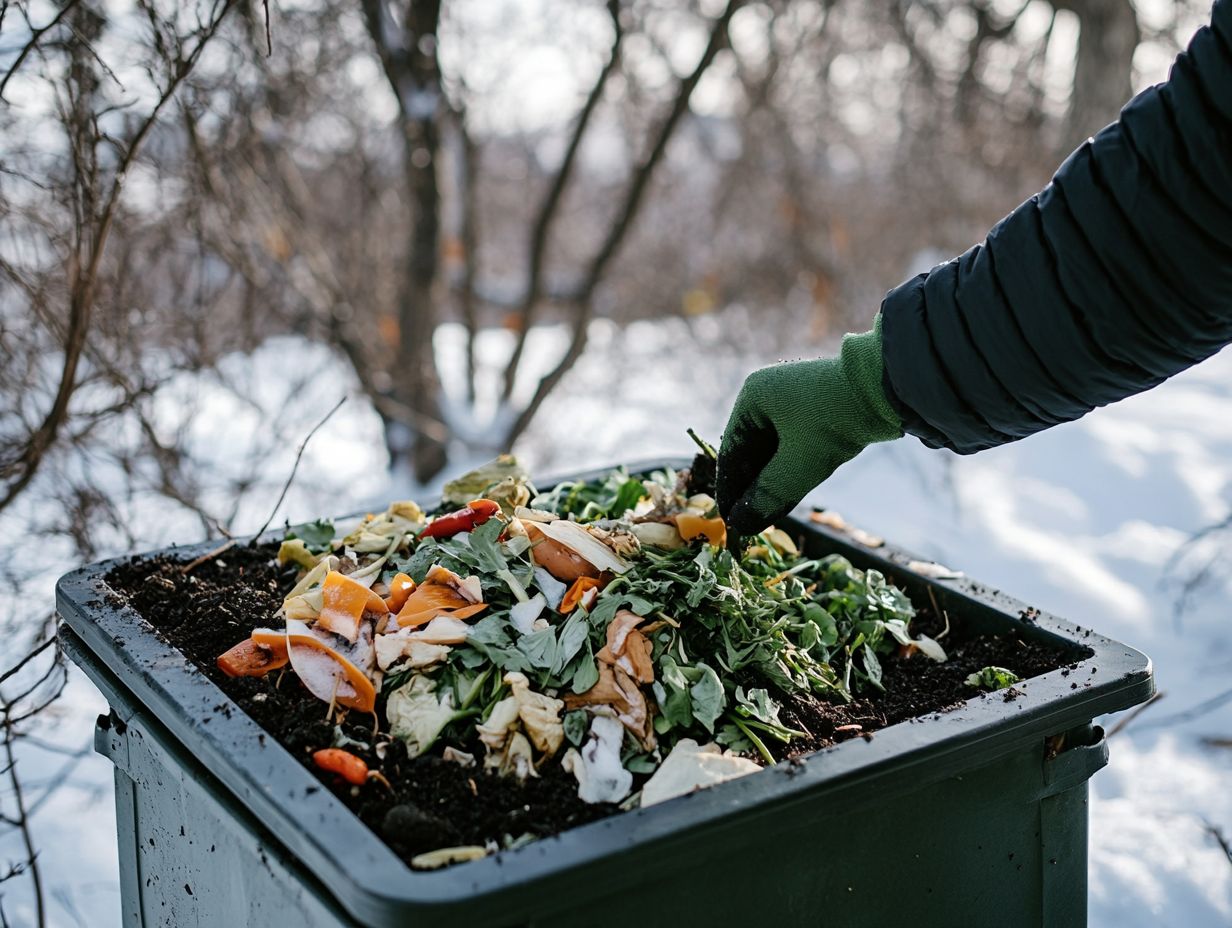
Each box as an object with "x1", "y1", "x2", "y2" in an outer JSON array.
[{"x1": 57, "y1": 457, "x2": 1154, "y2": 927}]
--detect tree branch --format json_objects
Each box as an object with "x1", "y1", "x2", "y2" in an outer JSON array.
[
  {"x1": 500, "y1": 0, "x2": 624, "y2": 403},
  {"x1": 504, "y1": 0, "x2": 744, "y2": 446},
  {"x1": 0, "y1": 0, "x2": 239, "y2": 515},
  {"x1": 0, "y1": 0, "x2": 84, "y2": 100},
  {"x1": 1, "y1": 724, "x2": 42, "y2": 928}
]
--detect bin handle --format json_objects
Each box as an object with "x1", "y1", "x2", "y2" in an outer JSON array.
[{"x1": 1041, "y1": 723, "x2": 1108, "y2": 798}]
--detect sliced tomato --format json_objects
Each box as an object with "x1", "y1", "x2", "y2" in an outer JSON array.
[{"x1": 419, "y1": 498, "x2": 501, "y2": 539}]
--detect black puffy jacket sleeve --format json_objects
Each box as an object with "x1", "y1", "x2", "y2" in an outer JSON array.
[{"x1": 880, "y1": 0, "x2": 1232, "y2": 454}]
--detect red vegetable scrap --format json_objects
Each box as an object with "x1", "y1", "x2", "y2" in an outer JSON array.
[
  {"x1": 312, "y1": 748, "x2": 369, "y2": 786},
  {"x1": 420, "y1": 499, "x2": 501, "y2": 540}
]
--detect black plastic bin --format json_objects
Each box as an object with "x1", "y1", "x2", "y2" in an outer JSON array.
[{"x1": 57, "y1": 460, "x2": 1154, "y2": 928}]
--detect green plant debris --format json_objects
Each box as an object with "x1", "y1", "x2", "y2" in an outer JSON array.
[
  {"x1": 965, "y1": 666, "x2": 1021, "y2": 691},
  {"x1": 220, "y1": 450, "x2": 949, "y2": 822}
]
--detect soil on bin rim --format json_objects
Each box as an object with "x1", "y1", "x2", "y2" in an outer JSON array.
[{"x1": 103, "y1": 543, "x2": 1086, "y2": 870}]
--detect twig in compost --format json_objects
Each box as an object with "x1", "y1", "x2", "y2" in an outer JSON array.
[
  {"x1": 252, "y1": 395, "x2": 347, "y2": 541},
  {"x1": 326, "y1": 675, "x2": 342, "y2": 723},
  {"x1": 1106, "y1": 690, "x2": 1166, "y2": 738},
  {"x1": 926, "y1": 586, "x2": 951, "y2": 641},
  {"x1": 179, "y1": 538, "x2": 237, "y2": 575}
]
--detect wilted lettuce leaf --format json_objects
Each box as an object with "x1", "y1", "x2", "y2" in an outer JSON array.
[{"x1": 441, "y1": 455, "x2": 529, "y2": 508}]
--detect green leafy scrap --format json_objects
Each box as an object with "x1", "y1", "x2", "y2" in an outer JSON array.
[
  {"x1": 563, "y1": 710, "x2": 589, "y2": 747},
  {"x1": 689, "y1": 662, "x2": 725, "y2": 734},
  {"x1": 285, "y1": 519, "x2": 335, "y2": 552},
  {"x1": 531, "y1": 468, "x2": 653, "y2": 521},
  {"x1": 272, "y1": 459, "x2": 942, "y2": 794},
  {"x1": 965, "y1": 666, "x2": 1020, "y2": 691},
  {"x1": 440, "y1": 455, "x2": 530, "y2": 508}
]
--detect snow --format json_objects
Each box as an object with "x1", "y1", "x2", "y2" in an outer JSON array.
[{"x1": 4, "y1": 318, "x2": 1231, "y2": 925}]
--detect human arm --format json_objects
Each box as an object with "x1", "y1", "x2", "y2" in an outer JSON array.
[{"x1": 718, "y1": 0, "x2": 1232, "y2": 534}]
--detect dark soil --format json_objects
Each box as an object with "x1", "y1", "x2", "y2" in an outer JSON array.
[
  {"x1": 684, "y1": 451, "x2": 716, "y2": 497},
  {"x1": 104, "y1": 544, "x2": 1085, "y2": 869},
  {"x1": 776, "y1": 631, "x2": 1082, "y2": 757}
]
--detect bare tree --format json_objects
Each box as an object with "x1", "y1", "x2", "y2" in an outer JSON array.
[
  {"x1": 1, "y1": 0, "x2": 240, "y2": 514},
  {"x1": 1053, "y1": 0, "x2": 1140, "y2": 149}
]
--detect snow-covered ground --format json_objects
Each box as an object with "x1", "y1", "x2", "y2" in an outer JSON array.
[{"x1": 3, "y1": 317, "x2": 1230, "y2": 925}]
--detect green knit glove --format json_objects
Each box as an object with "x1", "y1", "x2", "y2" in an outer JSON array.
[{"x1": 717, "y1": 315, "x2": 903, "y2": 536}]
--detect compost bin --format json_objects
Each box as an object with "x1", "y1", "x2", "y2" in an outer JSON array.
[{"x1": 57, "y1": 460, "x2": 1153, "y2": 928}]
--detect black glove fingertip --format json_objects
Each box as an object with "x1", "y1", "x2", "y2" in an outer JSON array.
[{"x1": 726, "y1": 498, "x2": 770, "y2": 537}]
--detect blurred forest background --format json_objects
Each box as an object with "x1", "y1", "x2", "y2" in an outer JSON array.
[{"x1": 2, "y1": 0, "x2": 1228, "y2": 924}]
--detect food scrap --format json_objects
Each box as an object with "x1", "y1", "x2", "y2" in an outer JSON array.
[{"x1": 214, "y1": 450, "x2": 946, "y2": 868}]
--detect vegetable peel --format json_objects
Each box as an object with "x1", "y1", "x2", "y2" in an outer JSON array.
[{"x1": 316, "y1": 570, "x2": 388, "y2": 644}]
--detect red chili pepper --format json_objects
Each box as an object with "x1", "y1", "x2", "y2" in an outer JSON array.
[{"x1": 420, "y1": 498, "x2": 501, "y2": 539}]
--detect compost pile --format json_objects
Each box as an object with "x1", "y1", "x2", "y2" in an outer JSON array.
[{"x1": 107, "y1": 453, "x2": 1078, "y2": 871}]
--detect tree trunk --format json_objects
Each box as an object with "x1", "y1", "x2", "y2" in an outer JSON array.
[
  {"x1": 361, "y1": 0, "x2": 450, "y2": 484},
  {"x1": 1054, "y1": 0, "x2": 1139, "y2": 153}
]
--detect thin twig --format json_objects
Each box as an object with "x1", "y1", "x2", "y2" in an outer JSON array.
[
  {"x1": 1133, "y1": 685, "x2": 1232, "y2": 733},
  {"x1": 505, "y1": 0, "x2": 744, "y2": 446},
  {"x1": 1106, "y1": 690, "x2": 1166, "y2": 738},
  {"x1": 0, "y1": 638, "x2": 56, "y2": 688},
  {"x1": 0, "y1": 0, "x2": 84, "y2": 100},
  {"x1": 179, "y1": 538, "x2": 237, "y2": 575},
  {"x1": 501, "y1": 0, "x2": 624, "y2": 403},
  {"x1": 2, "y1": 723, "x2": 44, "y2": 928},
  {"x1": 251, "y1": 395, "x2": 347, "y2": 540},
  {"x1": 263, "y1": 0, "x2": 272, "y2": 56},
  {"x1": 1205, "y1": 820, "x2": 1232, "y2": 868}
]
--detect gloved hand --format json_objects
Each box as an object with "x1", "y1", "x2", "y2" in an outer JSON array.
[{"x1": 717, "y1": 314, "x2": 903, "y2": 536}]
